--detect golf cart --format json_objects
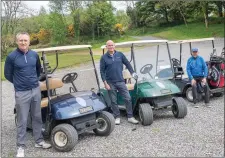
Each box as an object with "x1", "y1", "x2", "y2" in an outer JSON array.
[
  {"x1": 166, "y1": 38, "x2": 224, "y2": 102},
  {"x1": 99, "y1": 40, "x2": 187, "y2": 126},
  {"x1": 15, "y1": 45, "x2": 115, "y2": 152}
]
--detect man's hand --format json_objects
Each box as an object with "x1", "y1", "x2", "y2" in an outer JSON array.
[
  {"x1": 202, "y1": 78, "x2": 207, "y2": 85},
  {"x1": 104, "y1": 82, "x2": 111, "y2": 90},
  {"x1": 191, "y1": 79, "x2": 196, "y2": 86},
  {"x1": 132, "y1": 73, "x2": 138, "y2": 80}
]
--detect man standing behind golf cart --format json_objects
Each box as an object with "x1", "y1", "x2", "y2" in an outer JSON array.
[
  {"x1": 4, "y1": 32, "x2": 51, "y2": 157},
  {"x1": 186, "y1": 48, "x2": 211, "y2": 108},
  {"x1": 100, "y1": 40, "x2": 139, "y2": 125}
]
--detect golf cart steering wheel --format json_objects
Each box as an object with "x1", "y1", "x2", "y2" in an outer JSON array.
[
  {"x1": 62, "y1": 72, "x2": 78, "y2": 84},
  {"x1": 171, "y1": 58, "x2": 181, "y2": 67},
  {"x1": 140, "y1": 64, "x2": 153, "y2": 78}
]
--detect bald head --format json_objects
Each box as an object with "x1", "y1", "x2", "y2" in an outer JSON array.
[{"x1": 106, "y1": 40, "x2": 115, "y2": 54}]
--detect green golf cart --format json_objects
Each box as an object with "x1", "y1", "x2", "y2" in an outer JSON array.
[{"x1": 99, "y1": 40, "x2": 187, "y2": 126}]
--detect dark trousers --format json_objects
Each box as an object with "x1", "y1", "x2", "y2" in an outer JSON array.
[
  {"x1": 192, "y1": 77, "x2": 210, "y2": 104},
  {"x1": 107, "y1": 82, "x2": 133, "y2": 118}
]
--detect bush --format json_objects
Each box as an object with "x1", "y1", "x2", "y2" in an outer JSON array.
[
  {"x1": 37, "y1": 28, "x2": 50, "y2": 44},
  {"x1": 30, "y1": 33, "x2": 39, "y2": 45}
]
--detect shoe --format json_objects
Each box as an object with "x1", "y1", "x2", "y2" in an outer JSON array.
[
  {"x1": 193, "y1": 103, "x2": 199, "y2": 108},
  {"x1": 35, "y1": 141, "x2": 51, "y2": 149},
  {"x1": 194, "y1": 104, "x2": 199, "y2": 108},
  {"x1": 16, "y1": 147, "x2": 24, "y2": 157},
  {"x1": 115, "y1": 117, "x2": 120, "y2": 125},
  {"x1": 205, "y1": 103, "x2": 212, "y2": 108},
  {"x1": 128, "y1": 117, "x2": 139, "y2": 124}
]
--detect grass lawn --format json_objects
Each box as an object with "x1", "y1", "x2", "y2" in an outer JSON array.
[{"x1": 127, "y1": 23, "x2": 224, "y2": 40}]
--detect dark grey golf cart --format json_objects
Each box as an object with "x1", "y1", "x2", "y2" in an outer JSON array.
[{"x1": 166, "y1": 38, "x2": 224, "y2": 102}]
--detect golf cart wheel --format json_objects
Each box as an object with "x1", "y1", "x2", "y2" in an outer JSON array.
[
  {"x1": 213, "y1": 92, "x2": 223, "y2": 97},
  {"x1": 51, "y1": 124, "x2": 78, "y2": 152},
  {"x1": 139, "y1": 103, "x2": 153, "y2": 126},
  {"x1": 93, "y1": 111, "x2": 115, "y2": 136},
  {"x1": 185, "y1": 87, "x2": 193, "y2": 102},
  {"x1": 172, "y1": 97, "x2": 187, "y2": 118}
]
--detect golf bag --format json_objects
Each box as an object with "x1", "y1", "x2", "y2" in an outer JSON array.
[{"x1": 207, "y1": 49, "x2": 225, "y2": 88}]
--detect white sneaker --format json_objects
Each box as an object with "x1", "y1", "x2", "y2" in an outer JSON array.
[
  {"x1": 115, "y1": 118, "x2": 120, "y2": 125},
  {"x1": 205, "y1": 103, "x2": 212, "y2": 108},
  {"x1": 35, "y1": 141, "x2": 51, "y2": 149},
  {"x1": 128, "y1": 117, "x2": 139, "y2": 124},
  {"x1": 16, "y1": 147, "x2": 24, "y2": 157}
]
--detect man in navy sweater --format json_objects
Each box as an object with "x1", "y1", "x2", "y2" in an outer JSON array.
[
  {"x1": 4, "y1": 32, "x2": 51, "y2": 157},
  {"x1": 186, "y1": 48, "x2": 210, "y2": 108},
  {"x1": 100, "y1": 40, "x2": 139, "y2": 125}
]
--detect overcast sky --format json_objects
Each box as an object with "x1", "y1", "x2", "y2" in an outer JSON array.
[{"x1": 24, "y1": 1, "x2": 127, "y2": 13}]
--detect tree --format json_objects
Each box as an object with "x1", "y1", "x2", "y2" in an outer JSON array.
[
  {"x1": 1, "y1": 0, "x2": 22, "y2": 35},
  {"x1": 115, "y1": 10, "x2": 131, "y2": 29},
  {"x1": 200, "y1": 1, "x2": 209, "y2": 28},
  {"x1": 47, "y1": 12, "x2": 67, "y2": 44},
  {"x1": 39, "y1": 6, "x2": 47, "y2": 15},
  {"x1": 66, "y1": 0, "x2": 83, "y2": 42}
]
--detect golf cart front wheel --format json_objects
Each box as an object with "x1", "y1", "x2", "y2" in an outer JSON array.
[
  {"x1": 93, "y1": 111, "x2": 115, "y2": 136},
  {"x1": 172, "y1": 97, "x2": 187, "y2": 118},
  {"x1": 139, "y1": 103, "x2": 153, "y2": 126},
  {"x1": 51, "y1": 124, "x2": 78, "y2": 152},
  {"x1": 185, "y1": 87, "x2": 193, "y2": 102}
]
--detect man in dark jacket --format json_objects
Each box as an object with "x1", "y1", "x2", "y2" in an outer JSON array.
[
  {"x1": 186, "y1": 48, "x2": 210, "y2": 108},
  {"x1": 100, "y1": 40, "x2": 139, "y2": 125},
  {"x1": 4, "y1": 32, "x2": 51, "y2": 157}
]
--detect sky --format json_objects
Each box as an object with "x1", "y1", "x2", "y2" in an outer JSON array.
[{"x1": 24, "y1": 1, "x2": 127, "y2": 13}]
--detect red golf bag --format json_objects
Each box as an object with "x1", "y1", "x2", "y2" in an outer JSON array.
[{"x1": 207, "y1": 49, "x2": 225, "y2": 88}]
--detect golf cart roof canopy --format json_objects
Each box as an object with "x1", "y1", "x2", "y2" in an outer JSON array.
[
  {"x1": 100, "y1": 40, "x2": 168, "y2": 49},
  {"x1": 168, "y1": 37, "x2": 215, "y2": 44},
  {"x1": 33, "y1": 45, "x2": 92, "y2": 53}
]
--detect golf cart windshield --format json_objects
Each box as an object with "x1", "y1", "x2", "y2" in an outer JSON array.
[
  {"x1": 34, "y1": 45, "x2": 100, "y2": 95},
  {"x1": 101, "y1": 40, "x2": 173, "y2": 82}
]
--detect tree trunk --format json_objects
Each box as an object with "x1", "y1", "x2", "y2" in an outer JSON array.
[
  {"x1": 201, "y1": 2, "x2": 209, "y2": 28},
  {"x1": 179, "y1": 7, "x2": 188, "y2": 27},
  {"x1": 164, "y1": 7, "x2": 169, "y2": 24}
]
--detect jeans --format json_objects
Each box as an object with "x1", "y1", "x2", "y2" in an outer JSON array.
[
  {"x1": 107, "y1": 82, "x2": 133, "y2": 118},
  {"x1": 192, "y1": 77, "x2": 210, "y2": 104}
]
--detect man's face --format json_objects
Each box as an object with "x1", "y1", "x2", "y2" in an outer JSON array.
[
  {"x1": 16, "y1": 34, "x2": 30, "y2": 52},
  {"x1": 192, "y1": 51, "x2": 198, "y2": 57},
  {"x1": 106, "y1": 41, "x2": 115, "y2": 53}
]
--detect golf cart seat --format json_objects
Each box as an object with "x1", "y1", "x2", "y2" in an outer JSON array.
[
  {"x1": 40, "y1": 78, "x2": 64, "y2": 91},
  {"x1": 39, "y1": 78, "x2": 63, "y2": 108},
  {"x1": 123, "y1": 69, "x2": 135, "y2": 90},
  {"x1": 41, "y1": 96, "x2": 57, "y2": 108}
]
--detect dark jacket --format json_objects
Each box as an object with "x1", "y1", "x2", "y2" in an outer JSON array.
[
  {"x1": 4, "y1": 48, "x2": 41, "y2": 91},
  {"x1": 186, "y1": 56, "x2": 208, "y2": 80},
  {"x1": 100, "y1": 51, "x2": 134, "y2": 83}
]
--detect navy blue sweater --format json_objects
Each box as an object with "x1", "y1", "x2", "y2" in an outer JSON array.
[
  {"x1": 4, "y1": 48, "x2": 41, "y2": 92},
  {"x1": 100, "y1": 51, "x2": 134, "y2": 83}
]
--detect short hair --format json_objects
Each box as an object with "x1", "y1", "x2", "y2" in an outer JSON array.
[
  {"x1": 106, "y1": 40, "x2": 114, "y2": 45},
  {"x1": 16, "y1": 32, "x2": 30, "y2": 41}
]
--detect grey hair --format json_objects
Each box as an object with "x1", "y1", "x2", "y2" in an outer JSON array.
[{"x1": 16, "y1": 32, "x2": 30, "y2": 40}]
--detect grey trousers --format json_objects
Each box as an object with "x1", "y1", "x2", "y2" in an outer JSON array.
[{"x1": 15, "y1": 86, "x2": 43, "y2": 147}]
